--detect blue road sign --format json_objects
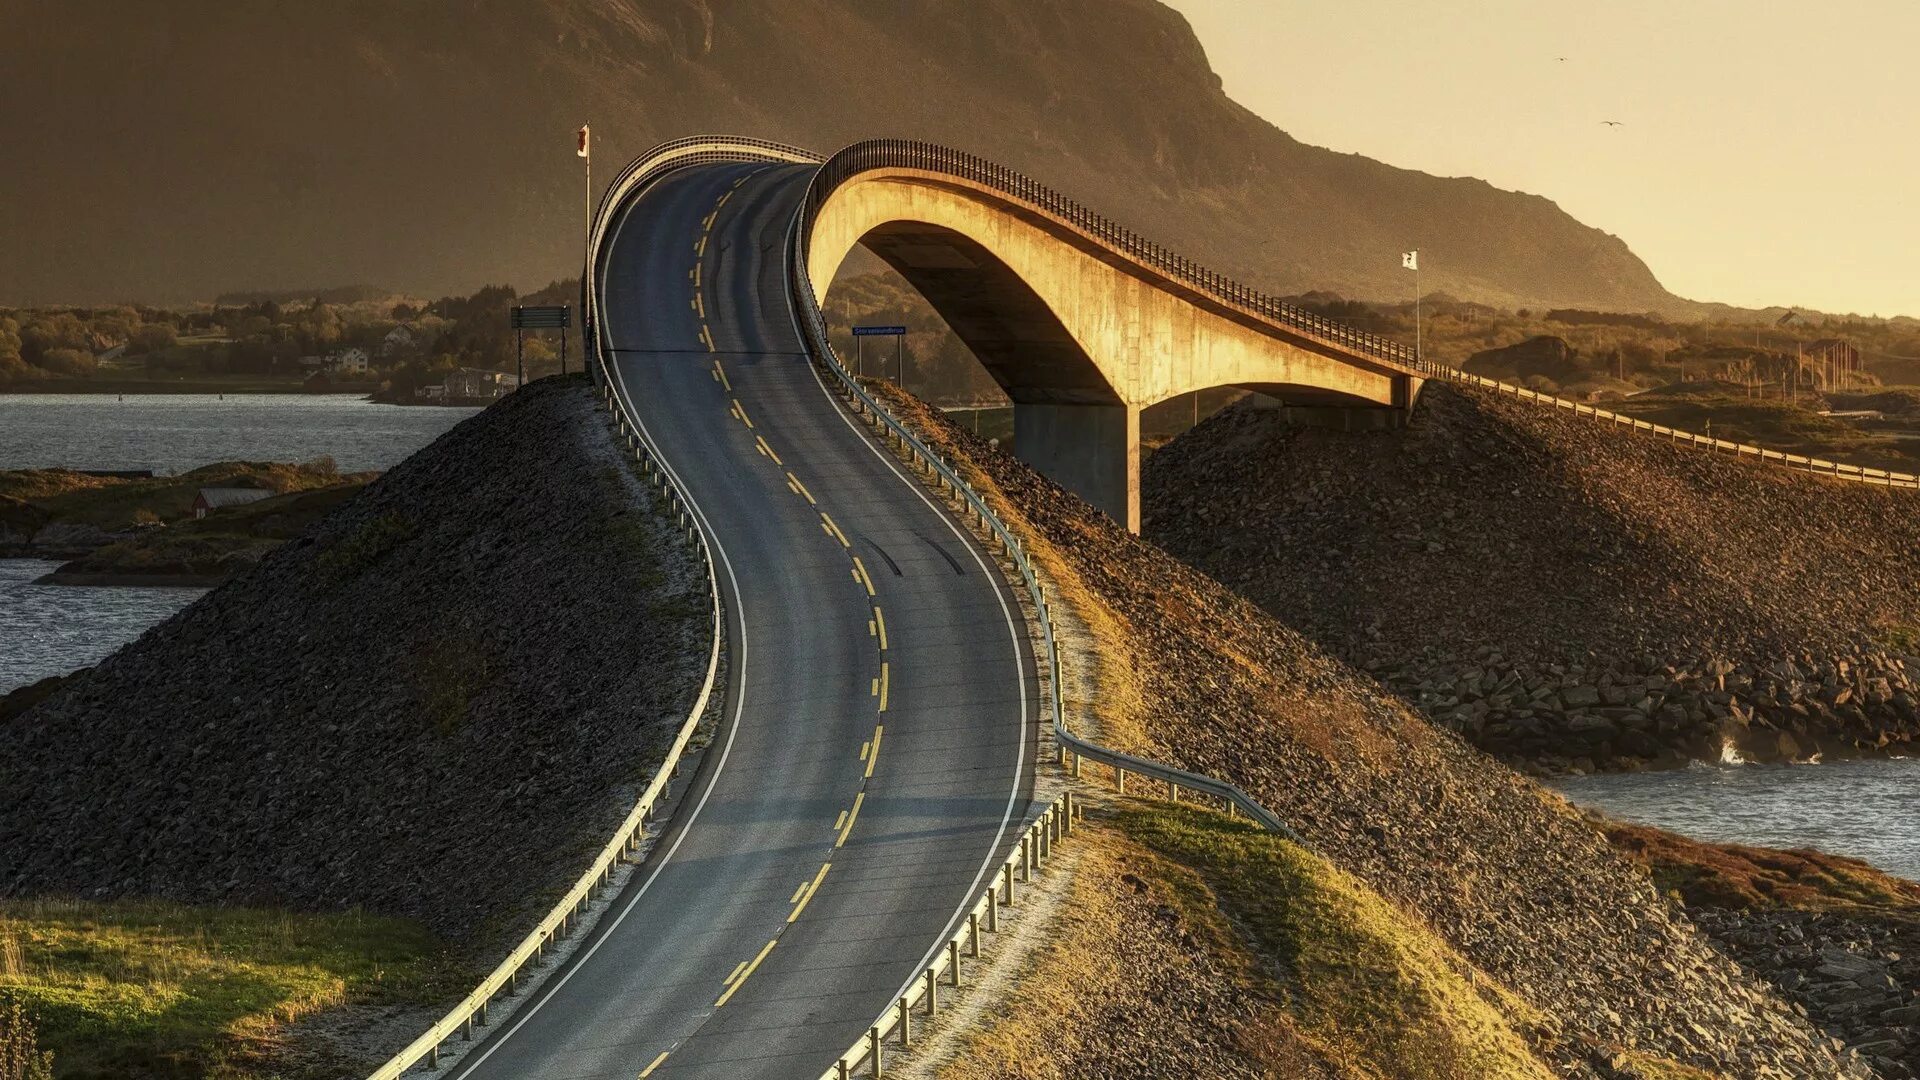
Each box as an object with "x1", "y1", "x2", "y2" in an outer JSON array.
[{"x1": 852, "y1": 325, "x2": 907, "y2": 337}]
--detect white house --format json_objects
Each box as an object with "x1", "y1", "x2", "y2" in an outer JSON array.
[{"x1": 327, "y1": 347, "x2": 370, "y2": 375}]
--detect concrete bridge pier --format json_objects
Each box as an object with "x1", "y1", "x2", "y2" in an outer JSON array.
[{"x1": 1013, "y1": 402, "x2": 1140, "y2": 533}]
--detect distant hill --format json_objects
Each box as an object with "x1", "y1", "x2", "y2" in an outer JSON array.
[{"x1": 1, "y1": 0, "x2": 1675, "y2": 312}]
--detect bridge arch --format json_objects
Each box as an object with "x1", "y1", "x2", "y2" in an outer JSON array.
[{"x1": 804, "y1": 167, "x2": 1421, "y2": 531}]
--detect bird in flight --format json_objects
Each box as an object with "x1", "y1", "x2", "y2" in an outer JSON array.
[{"x1": 1601, "y1": 120, "x2": 1624, "y2": 127}]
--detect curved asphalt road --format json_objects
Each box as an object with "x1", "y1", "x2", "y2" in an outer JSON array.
[{"x1": 449, "y1": 162, "x2": 1036, "y2": 1079}]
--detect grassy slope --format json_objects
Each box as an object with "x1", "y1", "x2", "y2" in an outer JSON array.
[
  {"x1": 0, "y1": 899, "x2": 463, "y2": 1080},
  {"x1": 1120, "y1": 803, "x2": 1555, "y2": 1080}
]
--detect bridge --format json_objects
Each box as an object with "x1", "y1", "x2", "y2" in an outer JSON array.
[
  {"x1": 383, "y1": 135, "x2": 1431, "y2": 1080},
  {"x1": 802, "y1": 141, "x2": 1429, "y2": 532},
  {"x1": 369, "y1": 135, "x2": 1920, "y2": 1079}
]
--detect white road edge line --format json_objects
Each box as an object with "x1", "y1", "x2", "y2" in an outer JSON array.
[
  {"x1": 446, "y1": 177, "x2": 753, "y2": 1080},
  {"x1": 781, "y1": 203, "x2": 1034, "y2": 1021}
]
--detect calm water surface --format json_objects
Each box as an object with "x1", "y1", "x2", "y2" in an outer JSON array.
[
  {"x1": 0, "y1": 559, "x2": 203, "y2": 693},
  {"x1": 0, "y1": 393, "x2": 478, "y2": 473},
  {"x1": 1557, "y1": 760, "x2": 1920, "y2": 881}
]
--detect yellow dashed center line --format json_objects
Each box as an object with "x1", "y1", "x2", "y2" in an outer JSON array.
[
  {"x1": 695, "y1": 293, "x2": 706, "y2": 319},
  {"x1": 864, "y1": 724, "x2": 884, "y2": 778},
  {"x1": 873, "y1": 606, "x2": 888, "y2": 649},
  {"x1": 851, "y1": 556, "x2": 875, "y2": 595},
  {"x1": 702, "y1": 211, "x2": 717, "y2": 231},
  {"x1": 877, "y1": 662, "x2": 890, "y2": 712},
  {"x1": 788, "y1": 862, "x2": 831, "y2": 923},
  {"x1": 787, "y1": 472, "x2": 815, "y2": 504},
  {"x1": 724, "y1": 960, "x2": 749, "y2": 986},
  {"x1": 689, "y1": 264, "x2": 701, "y2": 287},
  {"x1": 714, "y1": 938, "x2": 778, "y2": 1008},
  {"x1": 834, "y1": 809, "x2": 847, "y2": 832},
  {"x1": 699, "y1": 325, "x2": 714, "y2": 352},
  {"x1": 640, "y1": 1051, "x2": 670, "y2": 1078},
  {"x1": 835, "y1": 792, "x2": 865, "y2": 847},
  {"x1": 820, "y1": 513, "x2": 849, "y2": 547},
  {"x1": 712, "y1": 360, "x2": 730, "y2": 391},
  {"x1": 756, "y1": 436, "x2": 781, "y2": 465},
  {"x1": 716, "y1": 190, "x2": 733, "y2": 208},
  {"x1": 695, "y1": 235, "x2": 707, "y2": 257},
  {"x1": 731, "y1": 399, "x2": 753, "y2": 428}
]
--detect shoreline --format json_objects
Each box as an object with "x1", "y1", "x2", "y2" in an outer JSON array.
[{"x1": 33, "y1": 570, "x2": 223, "y2": 588}]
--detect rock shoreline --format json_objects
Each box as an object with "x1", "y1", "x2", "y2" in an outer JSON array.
[
  {"x1": 1144, "y1": 382, "x2": 1920, "y2": 773},
  {"x1": 1366, "y1": 647, "x2": 1920, "y2": 772}
]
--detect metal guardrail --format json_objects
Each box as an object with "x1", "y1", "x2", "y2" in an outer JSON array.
[
  {"x1": 813, "y1": 793, "x2": 1080, "y2": 1080},
  {"x1": 364, "y1": 383, "x2": 723, "y2": 1078},
  {"x1": 795, "y1": 138, "x2": 1916, "y2": 494},
  {"x1": 1444, "y1": 370, "x2": 1920, "y2": 489}
]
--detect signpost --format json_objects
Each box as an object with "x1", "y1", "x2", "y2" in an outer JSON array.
[
  {"x1": 510, "y1": 304, "x2": 572, "y2": 385},
  {"x1": 853, "y1": 325, "x2": 908, "y2": 387}
]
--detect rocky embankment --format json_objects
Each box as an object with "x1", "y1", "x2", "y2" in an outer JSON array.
[
  {"x1": 875, "y1": 384, "x2": 1864, "y2": 1079},
  {"x1": 1611, "y1": 823, "x2": 1920, "y2": 1078},
  {"x1": 0, "y1": 376, "x2": 708, "y2": 944},
  {"x1": 1144, "y1": 382, "x2": 1920, "y2": 771}
]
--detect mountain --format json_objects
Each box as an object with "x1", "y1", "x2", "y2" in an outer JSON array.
[{"x1": 0, "y1": 0, "x2": 1675, "y2": 311}]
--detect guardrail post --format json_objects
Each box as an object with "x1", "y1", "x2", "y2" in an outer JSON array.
[
  {"x1": 1168, "y1": 779, "x2": 1179, "y2": 804},
  {"x1": 898, "y1": 997, "x2": 912, "y2": 1046},
  {"x1": 869, "y1": 1027, "x2": 883, "y2": 1078},
  {"x1": 948, "y1": 939, "x2": 962, "y2": 986},
  {"x1": 925, "y1": 967, "x2": 938, "y2": 1013},
  {"x1": 1003, "y1": 861, "x2": 1017, "y2": 905},
  {"x1": 427, "y1": 1041, "x2": 440, "y2": 1068},
  {"x1": 968, "y1": 911, "x2": 981, "y2": 955},
  {"x1": 1020, "y1": 835, "x2": 1032, "y2": 882},
  {"x1": 1116, "y1": 766, "x2": 1127, "y2": 794}
]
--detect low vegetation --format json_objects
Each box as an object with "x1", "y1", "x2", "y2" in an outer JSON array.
[
  {"x1": 1118, "y1": 803, "x2": 1556, "y2": 1080},
  {"x1": 0, "y1": 462, "x2": 359, "y2": 537},
  {"x1": 52, "y1": 484, "x2": 369, "y2": 582},
  {"x1": 1606, "y1": 822, "x2": 1920, "y2": 913},
  {"x1": 0, "y1": 898, "x2": 462, "y2": 1079}
]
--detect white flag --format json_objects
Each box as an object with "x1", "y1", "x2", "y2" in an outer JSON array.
[
  {"x1": 1402, "y1": 250, "x2": 1419, "y2": 271},
  {"x1": 576, "y1": 124, "x2": 591, "y2": 158}
]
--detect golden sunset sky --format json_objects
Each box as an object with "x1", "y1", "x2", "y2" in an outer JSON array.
[{"x1": 1168, "y1": 0, "x2": 1919, "y2": 316}]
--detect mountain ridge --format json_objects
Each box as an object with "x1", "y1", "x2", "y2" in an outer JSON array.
[{"x1": 1, "y1": 0, "x2": 1675, "y2": 312}]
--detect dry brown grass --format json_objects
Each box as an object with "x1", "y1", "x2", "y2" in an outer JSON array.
[{"x1": 1606, "y1": 821, "x2": 1920, "y2": 913}]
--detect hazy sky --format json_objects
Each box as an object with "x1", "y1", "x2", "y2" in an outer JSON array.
[{"x1": 1165, "y1": 0, "x2": 1919, "y2": 316}]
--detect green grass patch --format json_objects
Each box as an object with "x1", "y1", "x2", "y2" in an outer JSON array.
[
  {"x1": 0, "y1": 898, "x2": 464, "y2": 1079},
  {"x1": 1116, "y1": 802, "x2": 1554, "y2": 1080}
]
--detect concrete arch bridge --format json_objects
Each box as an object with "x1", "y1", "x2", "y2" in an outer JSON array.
[{"x1": 588, "y1": 137, "x2": 1436, "y2": 533}]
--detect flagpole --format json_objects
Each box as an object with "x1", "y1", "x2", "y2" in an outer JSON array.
[{"x1": 1415, "y1": 262, "x2": 1421, "y2": 362}]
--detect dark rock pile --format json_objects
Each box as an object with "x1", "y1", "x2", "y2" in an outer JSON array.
[
  {"x1": 1697, "y1": 909, "x2": 1920, "y2": 1079},
  {"x1": 0, "y1": 376, "x2": 708, "y2": 945},
  {"x1": 877, "y1": 385, "x2": 1862, "y2": 1079},
  {"x1": 1143, "y1": 381, "x2": 1920, "y2": 771}
]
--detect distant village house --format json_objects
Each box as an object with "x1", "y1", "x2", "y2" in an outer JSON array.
[
  {"x1": 192, "y1": 487, "x2": 272, "y2": 519},
  {"x1": 438, "y1": 367, "x2": 522, "y2": 401}
]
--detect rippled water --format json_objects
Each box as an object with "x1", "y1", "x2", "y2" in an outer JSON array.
[
  {"x1": 0, "y1": 393, "x2": 478, "y2": 474},
  {"x1": 1557, "y1": 760, "x2": 1920, "y2": 880},
  {"x1": 0, "y1": 559, "x2": 203, "y2": 693}
]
